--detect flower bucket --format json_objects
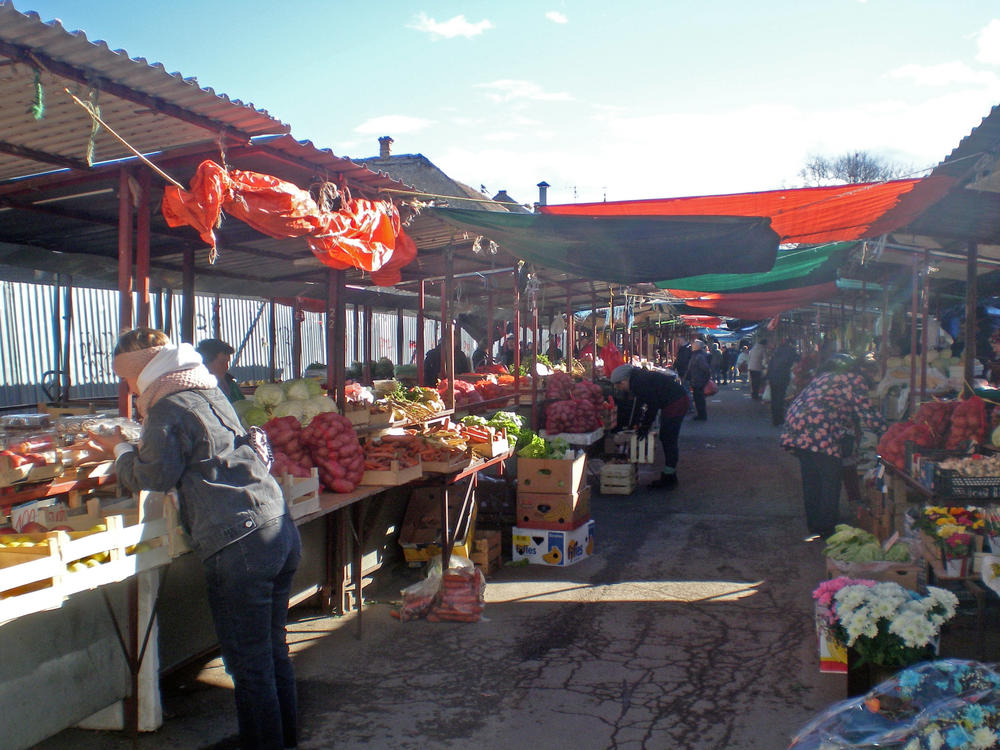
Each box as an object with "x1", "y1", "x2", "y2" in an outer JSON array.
[{"x1": 943, "y1": 556, "x2": 974, "y2": 577}]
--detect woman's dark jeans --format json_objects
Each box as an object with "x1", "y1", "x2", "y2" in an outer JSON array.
[
  {"x1": 203, "y1": 515, "x2": 302, "y2": 750},
  {"x1": 659, "y1": 414, "x2": 684, "y2": 469},
  {"x1": 796, "y1": 450, "x2": 843, "y2": 535}
]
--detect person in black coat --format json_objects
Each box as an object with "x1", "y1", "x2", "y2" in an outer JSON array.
[
  {"x1": 423, "y1": 341, "x2": 471, "y2": 386},
  {"x1": 685, "y1": 340, "x2": 712, "y2": 420},
  {"x1": 766, "y1": 338, "x2": 799, "y2": 426},
  {"x1": 610, "y1": 365, "x2": 690, "y2": 490}
]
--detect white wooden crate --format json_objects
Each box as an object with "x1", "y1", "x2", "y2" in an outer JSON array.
[
  {"x1": 600, "y1": 463, "x2": 637, "y2": 495},
  {"x1": 279, "y1": 468, "x2": 321, "y2": 519}
]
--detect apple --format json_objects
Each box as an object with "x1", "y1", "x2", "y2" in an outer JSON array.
[
  {"x1": 19, "y1": 522, "x2": 48, "y2": 534},
  {"x1": 49, "y1": 525, "x2": 75, "y2": 533},
  {"x1": 0, "y1": 526, "x2": 16, "y2": 535}
]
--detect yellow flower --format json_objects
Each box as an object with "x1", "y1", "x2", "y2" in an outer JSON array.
[
  {"x1": 973, "y1": 520, "x2": 985, "y2": 529},
  {"x1": 935, "y1": 518, "x2": 952, "y2": 525}
]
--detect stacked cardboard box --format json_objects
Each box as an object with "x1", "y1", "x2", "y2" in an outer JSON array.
[{"x1": 513, "y1": 454, "x2": 594, "y2": 566}]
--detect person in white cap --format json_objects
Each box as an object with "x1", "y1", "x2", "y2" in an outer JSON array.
[{"x1": 610, "y1": 364, "x2": 690, "y2": 490}]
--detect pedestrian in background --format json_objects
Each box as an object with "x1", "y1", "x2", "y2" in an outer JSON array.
[
  {"x1": 685, "y1": 339, "x2": 712, "y2": 421},
  {"x1": 709, "y1": 342, "x2": 724, "y2": 385},
  {"x1": 736, "y1": 345, "x2": 749, "y2": 382},
  {"x1": 748, "y1": 338, "x2": 768, "y2": 399},
  {"x1": 766, "y1": 338, "x2": 799, "y2": 426}
]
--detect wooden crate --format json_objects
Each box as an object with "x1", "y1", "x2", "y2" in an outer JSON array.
[
  {"x1": 279, "y1": 468, "x2": 321, "y2": 519},
  {"x1": 600, "y1": 462, "x2": 636, "y2": 495},
  {"x1": 470, "y1": 529, "x2": 502, "y2": 576},
  {"x1": 361, "y1": 459, "x2": 423, "y2": 487},
  {"x1": 629, "y1": 433, "x2": 656, "y2": 464}
]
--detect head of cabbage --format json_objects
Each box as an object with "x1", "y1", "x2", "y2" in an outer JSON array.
[
  {"x1": 254, "y1": 383, "x2": 286, "y2": 410},
  {"x1": 282, "y1": 378, "x2": 314, "y2": 402}
]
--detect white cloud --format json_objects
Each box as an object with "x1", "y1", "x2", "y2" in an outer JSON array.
[
  {"x1": 482, "y1": 131, "x2": 520, "y2": 142},
  {"x1": 354, "y1": 115, "x2": 434, "y2": 135},
  {"x1": 545, "y1": 11, "x2": 568, "y2": 24},
  {"x1": 475, "y1": 79, "x2": 573, "y2": 103},
  {"x1": 976, "y1": 19, "x2": 1000, "y2": 65},
  {"x1": 408, "y1": 13, "x2": 493, "y2": 39},
  {"x1": 889, "y1": 61, "x2": 998, "y2": 87}
]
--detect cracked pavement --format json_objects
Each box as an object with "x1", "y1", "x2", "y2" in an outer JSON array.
[{"x1": 35, "y1": 382, "x2": 851, "y2": 750}]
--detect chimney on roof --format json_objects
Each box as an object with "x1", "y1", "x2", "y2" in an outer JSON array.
[
  {"x1": 378, "y1": 136, "x2": 393, "y2": 158},
  {"x1": 537, "y1": 181, "x2": 550, "y2": 206},
  {"x1": 495, "y1": 190, "x2": 510, "y2": 201}
]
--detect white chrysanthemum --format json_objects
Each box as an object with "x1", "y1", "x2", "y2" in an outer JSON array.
[
  {"x1": 890, "y1": 612, "x2": 934, "y2": 648},
  {"x1": 835, "y1": 585, "x2": 870, "y2": 612},
  {"x1": 926, "y1": 586, "x2": 958, "y2": 616},
  {"x1": 971, "y1": 727, "x2": 997, "y2": 748},
  {"x1": 870, "y1": 596, "x2": 901, "y2": 620}
]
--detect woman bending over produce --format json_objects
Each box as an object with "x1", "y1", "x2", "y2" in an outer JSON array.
[
  {"x1": 780, "y1": 355, "x2": 885, "y2": 537},
  {"x1": 610, "y1": 365, "x2": 689, "y2": 490},
  {"x1": 88, "y1": 328, "x2": 300, "y2": 750}
]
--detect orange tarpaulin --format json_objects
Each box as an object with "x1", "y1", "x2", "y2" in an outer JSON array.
[
  {"x1": 668, "y1": 282, "x2": 839, "y2": 319},
  {"x1": 678, "y1": 315, "x2": 724, "y2": 328},
  {"x1": 541, "y1": 177, "x2": 956, "y2": 245},
  {"x1": 162, "y1": 160, "x2": 412, "y2": 277}
]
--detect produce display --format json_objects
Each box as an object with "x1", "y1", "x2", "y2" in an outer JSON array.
[
  {"x1": 262, "y1": 416, "x2": 312, "y2": 479},
  {"x1": 545, "y1": 398, "x2": 600, "y2": 434},
  {"x1": 546, "y1": 371, "x2": 574, "y2": 400},
  {"x1": 300, "y1": 412, "x2": 365, "y2": 493},
  {"x1": 824, "y1": 524, "x2": 911, "y2": 562},
  {"x1": 937, "y1": 453, "x2": 1000, "y2": 476},
  {"x1": 361, "y1": 433, "x2": 423, "y2": 472},
  {"x1": 437, "y1": 378, "x2": 484, "y2": 409},
  {"x1": 877, "y1": 395, "x2": 989, "y2": 469},
  {"x1": 241, "y1": 378, "x2": 335, "y2": 428}
]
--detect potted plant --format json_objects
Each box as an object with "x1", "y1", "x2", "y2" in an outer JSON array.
[{"x1": 816, "y1": 578, "x2": 959, "y2": 695}]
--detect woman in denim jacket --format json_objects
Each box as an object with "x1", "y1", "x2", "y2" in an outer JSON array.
[{"x1": 90, "y1": 328, "x2": 300, "y2": 750}]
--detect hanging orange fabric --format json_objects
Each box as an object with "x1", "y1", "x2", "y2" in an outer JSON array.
[
  {"x1": 370, "y1": 229, "x2": 417, "y2": 286},
  {"x1": 162, "y1": 160, "x2": 415, "y2": 276}
]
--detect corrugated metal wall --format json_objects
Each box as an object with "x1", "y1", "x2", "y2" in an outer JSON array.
[{"x1": 0, "y1": 281, "x2": 478, "y2": 408}]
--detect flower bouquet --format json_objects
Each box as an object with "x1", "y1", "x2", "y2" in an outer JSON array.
[
  {"x1": 789, "y1": 659, "x2": 1000, "y2": 750},
  {"x1": 827, "y1": 579, "x2": 958, "y2": 669},
  {"x1": 917, "y1": 506, "x2": 985, "y2": 578}
]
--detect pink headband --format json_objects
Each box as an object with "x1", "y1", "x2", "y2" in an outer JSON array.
[{"x1": 112, "y1": 346, "x2": 166, "y2": 383}]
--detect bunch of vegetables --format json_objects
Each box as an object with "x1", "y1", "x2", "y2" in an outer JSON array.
[
  {"x1": 516, "y1": 434, "x2": 570, "y2": 459},
  {"x1": 301, "y1": 412, "x2": 365, "y2": 493},
  {"x1": 262, "y1": 416, "x2": 312, "y2": 478},
  {"x1": 546, "y1": 371, "x2": 574, "y2": 400},
  {"x1": 437, "y1": 378, "x2": 484, "y2": 409},
  {"x1": 239, "y1": 378, "x2": 336, "y2": 428},
  {"x1": 361, "y1": 433, "x2": 423, "y2": 471},
  {"x1": 912, "y1": 400, "x2": 957, "y2": 443},
  {"x1": 545, "y1": 398, "x2": 601, "y2": 434},
  {"x1": 824, "y1": 524, "x2": 911, "y2": 562},
  {"x1": 426, "y1": 567, "x2": 486, "y2": 623},
  {"x1": 943, "y1": 396, "x2": 988, "y2": 449},
  {"x1": 877, "y1": 420, "x2": 936, "y2": 470}
]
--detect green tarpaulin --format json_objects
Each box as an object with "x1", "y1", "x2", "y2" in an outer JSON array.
[
  {"x1": 430, "y1": 208, "x2": 780, "y2": 283},
  {"x1": 654, "y1": 242, "x2": 855, "y2": 293}
]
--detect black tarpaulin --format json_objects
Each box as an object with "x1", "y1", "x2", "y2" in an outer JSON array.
[{"x1": 429, "y1": 208, "x2": 779, "y2": 283}]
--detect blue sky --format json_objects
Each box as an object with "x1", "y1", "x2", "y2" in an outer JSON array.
[{"x1": 12, "y1": 1, "x2": 1000, "y2": 206}]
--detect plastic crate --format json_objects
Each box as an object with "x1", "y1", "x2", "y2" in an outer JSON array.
[{"x1": 932, "y1": 470, "x2": 1000, "y2": 499}]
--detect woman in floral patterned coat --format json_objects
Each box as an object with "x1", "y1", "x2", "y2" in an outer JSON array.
[{"x1": 780, "y1": 357, "x2": 886, "y2": 536}]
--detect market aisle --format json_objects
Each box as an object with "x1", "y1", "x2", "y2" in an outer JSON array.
[{"x1": 34, "y1": 380, "x2": 845, "y2": 750}]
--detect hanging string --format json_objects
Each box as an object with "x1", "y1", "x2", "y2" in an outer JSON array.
[
  {"x1": 217, "y1": 129, "x2": 230, "y2": 171},
  {"x1": 85, "y1": 86, "x2": 101, "y2": 166},
  {"x1": 29, "y1": 68, "x2": 44, "y2": 120}
]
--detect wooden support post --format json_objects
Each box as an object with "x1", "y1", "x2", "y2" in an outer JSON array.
[
  {"x1": 965, "y1": 242, "x2": 978, "y2": 398},
  {"x1": 513, "y1": 268, "x2": 521, "y2": 400},
  {"x1": 135, "y1": 169, "x2": 151, "y2": 328},
  {"x1": 908, "y1": 258, "x2": 919, "y2": 414},
  {"x1": 212, "y1": 294, "x2": 221, "y2": 339},
  {"x1": 52, "y1": 274, "x2": 62, "y2": 402},
  {"x1": 417, "y1": 281, "x2": 425, "y2": 385},
  {"x1": 396, "y1": 307, "x2": 404, "y2": 367},
  {"x1": 486, "y1": 290, "x2": 495, "y2": 364},
  {"x1": 880, "y1": 279, "x2": 889, "y2": 379},
  {"x1": 62, "y1": 278, "x2": 73, "y2": 402},
  {"x1": 164, "y1": 289, "x2": 173, "y2": 337},
  {"x1": 333, "y1": 271, "x2": 347, "y2": 409},
  {"x1": 352, "y1": 304, "x2": 360, "y2": 365},
  {"x1": 919, "y1": 248, "x2": 931, "y2": 402},
  {"x1": 117, "y1": 168, "x2": 133, "y2": 417},
  {"x1": 181, "y1": 247, "x2": 195, "y2": 344},
  {"x1": 268, "y1": 298, "x2": 277, "y2": 383},
  {"x1": 363, "y1": 305, "x2": 373, "y2": 385},
  {"x1": 326, "y1": 271, "x2": 338, "y2": 404},
  {"x1": 292, "y1": 299, "x2": 302, "y2": 380},
  {"x1": 444, "y1": 251, "x2": 456, "y2": 409},
  {"x1": 531, "y1": 300, "x2": 539, "y2": 430}
]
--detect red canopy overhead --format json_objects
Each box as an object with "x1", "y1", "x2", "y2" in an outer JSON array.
[
  {"x1": 541, "y1": 176, "x2": 956, "y2": 244},
  {"x1": 668, "y1": 282, "x2": 838, "y2": 319}
]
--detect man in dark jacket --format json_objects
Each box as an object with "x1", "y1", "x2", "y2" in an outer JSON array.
[
  {"x1": 766, "y1": 338, "x2": 799, "y2": 426},
  {"x1": 611, "y1": 365, "x2": 689, "y2": 490},
  {"x1": 685, "y1": 340, "x2": 712, "y2": 421},
  {"x1": 424, "y1": 341, "x2": 471, "y2": 386},
  {"x1": 673, "y1": 338, "x2": 693, "y2": 380}
]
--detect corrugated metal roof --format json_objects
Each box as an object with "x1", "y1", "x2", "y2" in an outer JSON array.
[{"x1": 0, "y1": 1, "x2": 288, "y2": 184}]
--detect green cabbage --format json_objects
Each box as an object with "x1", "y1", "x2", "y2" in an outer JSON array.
[
  {"x1": 271, "y1": 401, "x2": 306, "y2": 422},
  {"x1": 282, "y1": 379, "x2": 313, "y2": 401},
  {"x1": 488, "y1": 411, "x2": 524, "y2": 439},
  {"x1": 242, "y1": 406, "x2": 270, "y2": 427},
  {"x1": 299, "y1": 395, "x2": 337, "y2": 425},
  {"x1": 305, "y1": 378, "x2": 324, "y2": 397},
  {"x1": 460, "y1": 415, "x2": 488, "y2": 427},
  {"x1": 253, "y1": 383, "x2": 286, "y2": 409},
  {"x1": 232, "y1": 399, "x2": 255, "y2": 418},
  {"x1": 884, "y1": 542, "x2": 911, "y2": 562},
  {"x1": 517, "y1": 433, "x2": 548, "y2": 458}
]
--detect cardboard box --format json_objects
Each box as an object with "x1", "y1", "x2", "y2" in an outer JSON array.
[
  {"x1": 399, "y1": 479, "x2": 477, "y2": 564},
  {"x1": 517, "y1": 454, "x2": 587, "y2": 494},
  {"x1": 825, "y1": 556, "x2": 925, "y2": 592},
  {"x1": 512, "y1": 520, "x2": 594, "y2": 567},
  {"x1": 516, "y1": 486, "x2": 591, "y2": 530},
  {"x1": 470, "y1": 529, "x2": 502, "y2": 575}
]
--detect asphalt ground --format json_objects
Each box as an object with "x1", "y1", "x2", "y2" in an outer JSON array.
[{"x1": 33, "y1": 378, "x2": 996, "y2": 750}]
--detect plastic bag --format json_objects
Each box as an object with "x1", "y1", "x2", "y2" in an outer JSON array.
[{"x1": 395, "y1": 554, "x2": 485, "y2": 623}]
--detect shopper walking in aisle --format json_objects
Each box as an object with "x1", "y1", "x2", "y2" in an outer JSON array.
[
  {"x1": 685, "y1": 339, "x2": 712, "y2": 421},
  {"x1": 709, "y1": 342, "x2": 724, "y2": 385},
  {"x1": 88, "y1": 328, "x2": 301, "y2": 750},
  {"x1": 766, "y1": 337, "x2": 798, "y2": 426},
  {"x1": 748, "y1": 338, "x2": 768, "y2": 399},
  {"x1": 779, "y1": 355, "x2": 886, "y2": 537},
  {"x1": 610, "y1": 364, "x2": 690, "y2": 490},
  {"x1": 735, "y1": 345, "x2": 750, "y2": 382}
]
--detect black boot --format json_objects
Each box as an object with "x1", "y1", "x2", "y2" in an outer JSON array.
[{"x1": 650, "y1": 472, "x2": 678, "y2": 490}]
